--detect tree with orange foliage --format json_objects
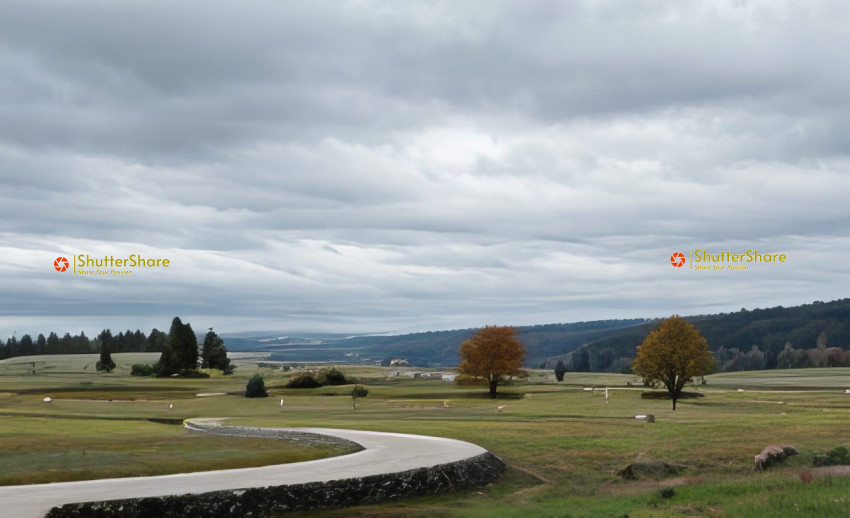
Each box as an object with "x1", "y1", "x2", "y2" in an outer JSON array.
[
  {"x1": 459, "y1": 326, "x2": 526, "y2": 398},
  {"x1": 632, "y1": 315, "x2": 715, "y2": 410}
]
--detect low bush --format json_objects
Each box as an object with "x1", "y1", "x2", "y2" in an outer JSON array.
[
  {"x1": 285, "y1": 372, "x2": 321, "y2": 389},
  {"x1": 245, "y1": 373, "x2": 269, "y2": 398},
  {"x1": 317, "y1": 367, "x2": 352, "y2": 385},
  {"x1": 813, "y1": 446, "x2": 850, "y2": 466}
]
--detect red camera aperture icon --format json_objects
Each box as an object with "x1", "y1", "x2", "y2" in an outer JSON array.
[
  {"x1": 670, "y1": 252, "x2": 686, "y2": 268},
  {"x1": 54, "y1": 257, "x2": 69, "y2": 272}
]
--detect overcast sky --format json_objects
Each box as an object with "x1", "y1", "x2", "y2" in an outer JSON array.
[{"x1": 2, "y1": 1, "x2": 849, "y2": 339}]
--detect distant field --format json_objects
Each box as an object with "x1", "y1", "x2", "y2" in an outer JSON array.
[
  {"x1": 706, "y1": 368, "x2": 850, "y2": 390},
  {"x1": 3, "y1": 356, "x2": 850, "y2": 516}
]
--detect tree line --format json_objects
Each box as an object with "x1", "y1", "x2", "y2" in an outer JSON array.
[
  {"x1": 1, "y1": 328, "x2": 165, "y2": 359},
  {"x1": 2, "y1": 317, "x2": 233, "y2": 377},
  {"x1": 92, "y1": 317, "x2": 232, "y2": 376}
]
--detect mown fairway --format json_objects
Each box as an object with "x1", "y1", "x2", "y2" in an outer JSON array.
[{"x1": 3, "y1": 355, "x2": 850, "y2": 516}]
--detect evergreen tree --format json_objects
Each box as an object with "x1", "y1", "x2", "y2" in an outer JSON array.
[
  {"x1": 146, "y1": 328, "x2": 166, "y2": 352},
  {"x1": 36, "y1": 334, "x2": 47, "y2": 354},
  {"x1": 202, "y1": 328, "x2": 233, "y2": 374},
  {"x1": 96, "y1": 329, "x2": 116, "y2": 372},
  {"x1": 59, "y1": 332, "x2": 72, "y2": 353},
  {"x1": 19, "y1": 334, "x2": 34, "y2": 356},
  {"x1": 554, "y1": 359, "x2": 567, "y2": 382},
  {"x1": 133, "y1": 330, "x2": 146, "y2": 351},
  {"x1": 75, "y1": 331, "x2": 91, "y2": 353},
  {"x1": 156, "y1": 317, "x2": 199, "y2": 375},
  {"x1": 115, "y1": 331, "x2": 127, "y2": 353},
  {"x1": 245, "y1": 374, "x2": 268, "y2": 398},
  {"x1": 46, "y1": 332, "x2": 60, "y2": 354},
  {"x1": 8, "y1": 336, "x2": 19, "y2": 357}
]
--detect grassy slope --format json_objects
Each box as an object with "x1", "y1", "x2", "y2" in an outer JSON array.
[
  {"x1": 0, "y1": 354, "x2": 357, "y2": 485},
  {"x1": 3, "y1": 356, "x2": 850, "y2": 516}
]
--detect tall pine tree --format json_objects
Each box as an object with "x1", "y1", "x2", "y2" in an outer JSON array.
[
  {"x1": 156, "y1": 317, "x2": 199, "y2": 375},
  {"x1": 96, "y1": 329, "x2": 116, "y2": 372},
  {"x1": 202, "y1": 328, "x2": 233, "y2": 374}
]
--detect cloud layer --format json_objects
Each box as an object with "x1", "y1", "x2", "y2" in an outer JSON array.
[{"x1": 2, "y1": 1, "x2": 849, "y2": 337}]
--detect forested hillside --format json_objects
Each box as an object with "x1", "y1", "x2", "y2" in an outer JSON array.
[
  {"x1": 562, "y1": 299, "x2": 850, "y2": 373},
  {"x1": 340, "y1": 318, "x2": 649, "y2": 367}
]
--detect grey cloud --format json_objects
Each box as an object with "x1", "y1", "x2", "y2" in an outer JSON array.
[
  {"x1": 2, "y1": 1, "x2": 850, "y2": 338},
  {"x1": 2, "y1": 1, "x2": 844, "y2": 158}
]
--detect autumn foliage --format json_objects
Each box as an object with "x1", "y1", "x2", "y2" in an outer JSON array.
[
  {"x1": 459, "y1": 325, "x2": 526, "y2": 398},
  {"x1": 632, "y1": 315, "x2": 715, "y2": 410}
]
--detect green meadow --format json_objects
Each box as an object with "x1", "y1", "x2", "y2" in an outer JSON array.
[{"x1": 3, "y1": 354, "x2": 850, "y2": 516}]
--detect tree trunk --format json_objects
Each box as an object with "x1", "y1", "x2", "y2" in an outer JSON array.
[
  {"x1": 666, "y1": 375, "x2": 683, "y2": 411},
  {"x1": 671, "y1": 384, "x2": 682, "y2": 410},
  {"x1": 488, "y1": 377, "x2": 498, "y2": 398}
]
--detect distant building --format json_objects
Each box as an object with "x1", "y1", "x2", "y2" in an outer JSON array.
[
  {"x1": 389, "y1": 359, "x2": 409, "y2": 366},
  {"x1": 441, "y1": 374, "x2": 457, "y2": 382}
]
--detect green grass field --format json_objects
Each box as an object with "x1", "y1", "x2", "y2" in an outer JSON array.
[{"x1": 3, "y1": 354, "x2": 850, "y2": 516}]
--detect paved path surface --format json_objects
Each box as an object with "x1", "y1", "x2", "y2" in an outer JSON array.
[{"x1": 0, "y1": 420, "x2": 488, "y2": 518}]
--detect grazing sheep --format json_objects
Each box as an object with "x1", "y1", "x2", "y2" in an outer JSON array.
[{"x1": 754, "y1": 444, "x2": 798, "y2": 471}]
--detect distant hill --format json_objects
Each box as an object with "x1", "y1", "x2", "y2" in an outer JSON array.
[
  {"x1": 223, "y1": 298, "x2": 850, "y2": 372},
  {"x1": 562, "y1": 298, "x2": 850, "y2": 373},
  {"x1": 223, "y1": 319, "x2": 650, "y2": 367}
]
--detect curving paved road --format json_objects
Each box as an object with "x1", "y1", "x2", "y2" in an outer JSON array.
[{"x1": 0, "y1": 421, "x2": 489, "y2": 517}]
